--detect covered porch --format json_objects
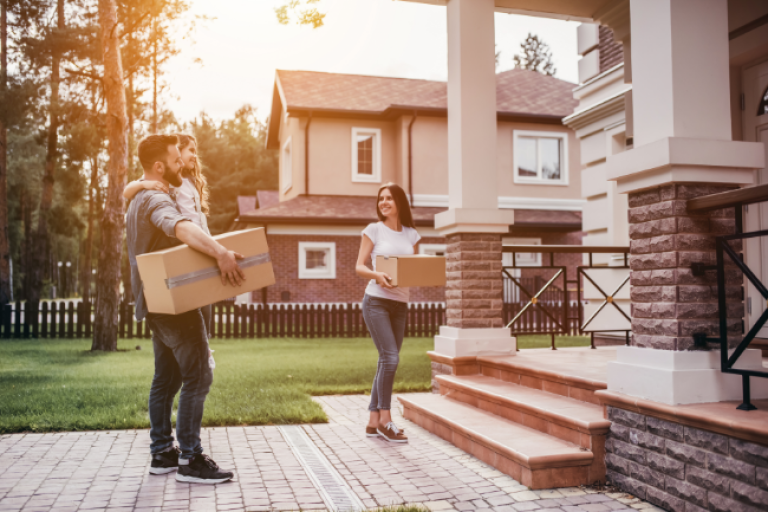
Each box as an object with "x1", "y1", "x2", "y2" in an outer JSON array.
[{"x1": 398, "y1": 0, "x2": 768, "y2": 506}]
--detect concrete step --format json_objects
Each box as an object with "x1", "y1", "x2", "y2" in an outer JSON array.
[
  {"x1": 476, "y1": 353, "x2": 609, "y2": 405},
  {"x1": 398, "y1": 393, "x2": 602, "y2": 489},
  {"x1": 436, "y1": 374, "x2": 610, "y2": 446}
]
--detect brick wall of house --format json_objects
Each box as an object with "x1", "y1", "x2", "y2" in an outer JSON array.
[
  {"x1": 252, "y1": 229, "x2": 583, "y2": 305},
  {"x1": 599, "y1": 26, "x2": 624, "y2": 74},
  {"x1": 253, "y1": 234, "x2": 447, "y2": 304},
  {"x1": 605, "y1": 406, "x2": 768, "y2": 512}
]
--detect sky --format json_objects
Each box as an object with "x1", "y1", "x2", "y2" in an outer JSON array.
[{"x1": 164, "y1": 0, "x2": 580, "y2": 123}]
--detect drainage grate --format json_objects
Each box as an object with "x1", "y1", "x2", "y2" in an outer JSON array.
[{"x1": 278, "y1": 425, "x2": 366, "y2": 512}]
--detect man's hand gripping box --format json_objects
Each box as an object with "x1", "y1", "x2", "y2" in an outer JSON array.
[{"x1": 136, "y1": 228, "x2": 275, "y2": 315}]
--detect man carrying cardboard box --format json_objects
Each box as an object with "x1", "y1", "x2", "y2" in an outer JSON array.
[{"x1": 126, "y1": 134, "x2": 244, "y2": 484}]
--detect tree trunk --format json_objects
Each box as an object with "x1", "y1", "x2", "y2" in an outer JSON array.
[
  {"x1": 151, "y1": 23, "x2": 157, "y2": 134},
  {"x1": 0, "y1": 0, "x2": 11, "y2": 304},
  {"x1": 127, "y1": 73, "x2": 135, "y2": 174},
  {"x1": 21, "y1": 188, "x2": 31, "y2": 300},
  {"x1": 80, "y1": 156, "x2": 98, "y2": 304},
  {"x1": 92, "y1": 0, "x2": 128, "y2": 352},
  {"x1": 29, "y1": 0, "x2": 65, "y2": 305}
]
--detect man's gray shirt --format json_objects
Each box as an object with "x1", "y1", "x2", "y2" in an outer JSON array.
[{"x1": 126, "y1": 189, "x2": 189, "y2": 321}]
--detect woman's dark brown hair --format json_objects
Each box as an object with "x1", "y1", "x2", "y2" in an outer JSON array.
[{"x1": 376, "y1": 182, "x2": 415, "y2": 229}]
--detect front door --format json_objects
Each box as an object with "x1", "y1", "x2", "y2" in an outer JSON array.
[{"x1": 742, "y1": 60, "x2": 768, "y2": 338}]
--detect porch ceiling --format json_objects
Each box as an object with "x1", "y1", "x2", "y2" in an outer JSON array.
[{"x1": 400, "y1": 0, "x2": 616, "y2": 22}]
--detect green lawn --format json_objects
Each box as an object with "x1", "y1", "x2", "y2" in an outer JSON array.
[
  {"x1": 0, "y1": 334, "x2": 589, "y2": 434},
  {"x1": 0, "y1": 337, "x2": 435, "y2": 434}
]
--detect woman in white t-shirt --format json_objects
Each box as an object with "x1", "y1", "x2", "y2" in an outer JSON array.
[{"x1": 355, "y1": 183, "x2": 420, "y2": 443}]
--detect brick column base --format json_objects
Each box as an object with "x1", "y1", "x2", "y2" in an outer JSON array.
[
  {"x1": 445, "y1": 233, "x2": 503, "y2": 329},
  {"x1": 628, "y1": 184, "x2": 743, "y2": 351}
]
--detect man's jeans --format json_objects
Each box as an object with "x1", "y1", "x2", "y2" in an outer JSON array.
[
  {"x1": 146, "y1": 308, "x2": 212, "y2": 459},
  {"x1": 362, "y1": 295, "x2": 408, "y2": 411}
]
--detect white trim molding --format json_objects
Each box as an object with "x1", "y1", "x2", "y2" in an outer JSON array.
[
  {"x1": 513, "y1": 129, "x2": 569, "y2": 186},
  {"x1": 281, "y1": 137, "x2": 293, "y2": 193},
  {"x1": 608, "y1": 346, "x2": 768, "y2": 405},
  {"x1": 298, "y1": 242, "x2": 336, "y2": 279},
  {"x1": 411, "y1": 194, "x2": 585, "y2": 211},
  {"x1": 351, "y1": 127, "x2": 382, "y2": 183}
]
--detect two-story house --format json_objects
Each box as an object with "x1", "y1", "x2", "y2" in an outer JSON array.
[{"x1": 234, "y1": 68, "x2": 584, "y2": 304}]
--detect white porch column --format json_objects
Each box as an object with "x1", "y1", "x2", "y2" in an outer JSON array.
[
  {"x1": 436, "y1": 0, "x2": 515, "y2": 234},
  {"x1": 605, "y1": 0, "x2": 767, "y2": 405},
  {"x1": 432, "y1": 0, "x2": 516, "y2": 362}
]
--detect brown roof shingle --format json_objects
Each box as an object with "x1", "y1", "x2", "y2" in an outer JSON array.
[{"x1": 276, "y1": 68, "x2": 577, "y2": 117}]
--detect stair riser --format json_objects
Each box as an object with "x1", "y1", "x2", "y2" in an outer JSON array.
[
  {"x1": 440, "y1": 386, "x2": 602, "y2": 450},
  {"x1": 480, "y1": 364, "x2": 602, "y2": 405},
  {"x1": 402, "y1": 403, "x2": 601, "y2": 489}
]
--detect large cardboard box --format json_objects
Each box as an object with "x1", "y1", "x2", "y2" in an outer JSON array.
[
  {"x1": 376, "y1": 255, "x2": 446, "y2": 287},
  {"x1": 136, "y1": 228, "x2": 275, "y2": 315}
]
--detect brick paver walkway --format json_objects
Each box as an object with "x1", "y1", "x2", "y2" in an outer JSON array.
[{"x1": 0, "y1": 394, "x2": 659, "y2": 512}]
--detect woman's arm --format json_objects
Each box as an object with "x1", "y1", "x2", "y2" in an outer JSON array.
[
  {"x1": 355, "y1": 234, "x2": 395, "y2": 289},
  {"x1": 123, "y1": 179, "x2": 169, "y2": 200}
]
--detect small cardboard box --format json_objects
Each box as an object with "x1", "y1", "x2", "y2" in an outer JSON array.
[
  {"x1": 376, "y1": 255, "x2": 446, "y2": 287},
  {"x1": 136, "y1": 228, "x2": 275, "y2": 315}
]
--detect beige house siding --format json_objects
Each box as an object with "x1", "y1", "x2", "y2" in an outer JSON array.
[{"x1": 277, "y1": 112, "x2": 582, "y2": 206}]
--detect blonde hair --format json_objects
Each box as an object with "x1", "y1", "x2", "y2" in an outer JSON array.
[{"x1": 175, "y1": 133, "x2": 210, "y2": 214}]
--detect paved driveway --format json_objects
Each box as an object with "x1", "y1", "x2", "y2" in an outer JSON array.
[{"x1": 0, "y1": 395, "x2": 658, "y2": 512}]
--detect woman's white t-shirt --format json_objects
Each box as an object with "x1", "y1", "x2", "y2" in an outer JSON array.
[
  {"x1": 363, "y1": 222, "x2": 421, "y2": 303},
  {"x1": 173, "y1": 178, "x2": 201, "y2": 228},
  {"x1": 171, "y1": 177, "x2": 209, "y2": 234}
]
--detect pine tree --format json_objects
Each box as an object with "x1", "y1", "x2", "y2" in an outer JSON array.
[
  {"x1": 92, "y1": 0, "x2": 128, "y2": 352},
  {"x1": 513, "y1": 33, "x2": 556, "y2": 76}
]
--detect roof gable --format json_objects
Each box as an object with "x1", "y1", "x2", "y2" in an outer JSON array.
[{"x1": 267, "y1": 69, "x2": 577, "y2": 148}]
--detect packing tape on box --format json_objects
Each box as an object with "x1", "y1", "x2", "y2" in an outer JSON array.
[{"x1": 164, "y1": 253, "x2": 271, "y2": 290}]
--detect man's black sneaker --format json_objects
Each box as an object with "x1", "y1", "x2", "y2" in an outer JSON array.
[
  {"x1": 149, "y1": 446, "x2": 181, "y2": 475},
  {"x1": 175, "y1": 454, "x2": 234, "y2": 484}
]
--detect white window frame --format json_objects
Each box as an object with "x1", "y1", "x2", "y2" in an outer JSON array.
[
  {"x1": 298, "y1": 242, "x2": 336, "y2": 279},
  {"x1": 512, "y1": 130, "x2": 568, "y2": 186},
  {"x1": 281, "y1": 137, "x2": 293, "y2": 193},
  {"x1": 351, "y1": 127, "x2": 382, "y2": 183},
  {"x1": 419, "y1": 244, "x2": 447, "y2": 256},
  {"x1": 502, "y1": 237, "x2": 542, "y2": 267}
]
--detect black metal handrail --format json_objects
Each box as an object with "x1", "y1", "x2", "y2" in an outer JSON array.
[{"x1": 688, "y1": 185, "x2": 768, "y2": 411}]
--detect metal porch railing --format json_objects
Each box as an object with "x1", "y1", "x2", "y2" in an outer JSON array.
[
  {"x1": 502, "y1": 245, "x2": 631, "y2": 350},
  {"x1": 688, "y1": 182, "x2": 768, "y2": 410}
]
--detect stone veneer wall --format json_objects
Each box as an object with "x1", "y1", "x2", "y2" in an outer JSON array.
[
  {"x1": 605, "y1": 406, "x2": 768, "y2": 512},
  {"x1": 628, "y1": 184, "x2": 742, "y2": 351},
  {"x1": 445, "y1": 233, "x2": 504, "y2": 329}
]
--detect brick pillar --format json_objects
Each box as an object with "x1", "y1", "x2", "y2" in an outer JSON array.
[
  {"x1": 445, "y1": 233, "x2": 503, "y2": 329},
  {"x1": 628, "y1": 184, "x2": 743, "y2": 351}
]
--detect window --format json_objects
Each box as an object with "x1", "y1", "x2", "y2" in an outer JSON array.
[
  {"x1": 282, "y1": 137, "x2": 292, "y2": 192},
  {"x1": 298, "y1": 242, "x2": 336, "y2": 279},
  {"x1": 513, "y1": 131, "x2": 568, "y2": 185},
  {"x1": 758, "y1": 84, "x2": 768, "y2": 116},
  {"x1": 419, "y1": 244, "x2": 447, "y2": 256},
  {"x1": 502, "y1": 238, "x2": 542, "y2": 267},
  {"x1": 352, "y1": 127, "x2": 381, "y2": 182}
]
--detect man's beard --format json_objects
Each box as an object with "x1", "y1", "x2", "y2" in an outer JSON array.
[{"x1": 162, "y1": 163, "x2": 183, "y2": 187}]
